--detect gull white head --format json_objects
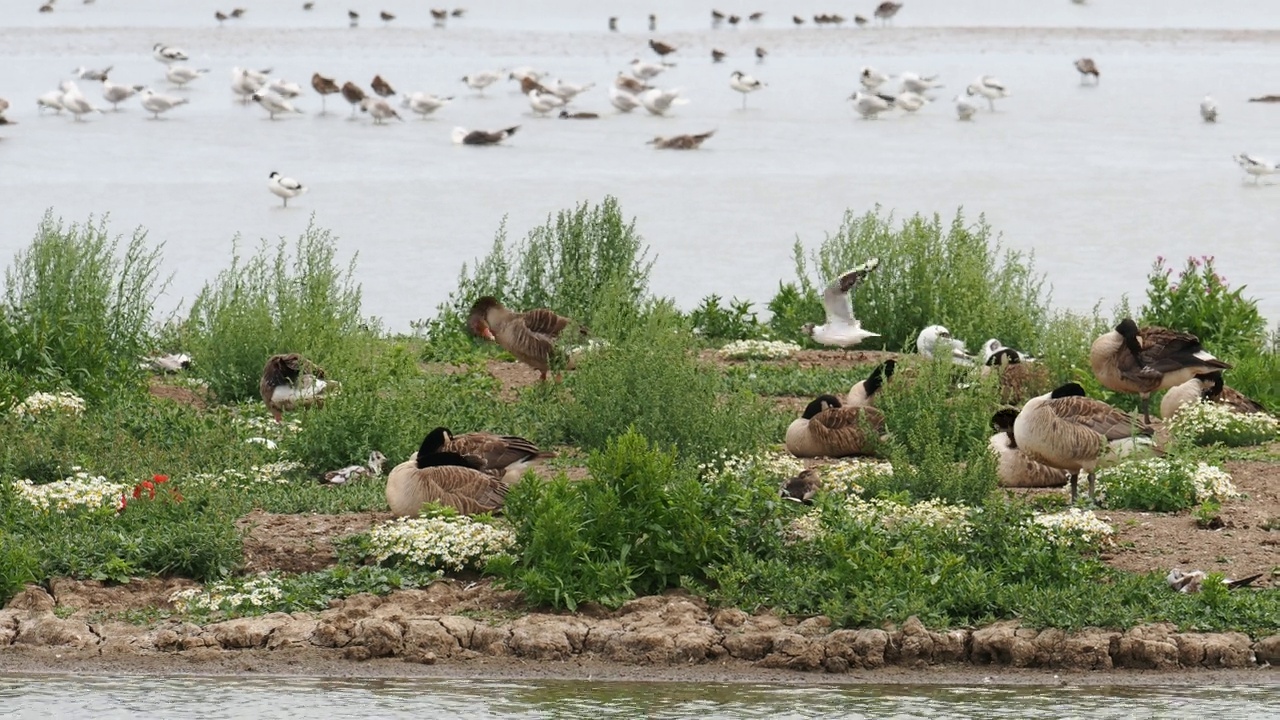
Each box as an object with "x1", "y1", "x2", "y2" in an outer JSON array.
[
  {"x1": 451, "y1": 127, "x2": 468, "y2": 144},
  {"x1": 917, "y1": 325, "x2": 972, "y2": 364}
]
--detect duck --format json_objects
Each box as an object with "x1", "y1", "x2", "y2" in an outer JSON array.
[
  {"x1": 417, "y1": 426, "x2": 555, "y2": 474},
  {"x1": 980, "y1": 338, "x2": 1049, "y2": 403},
  {"x1": 467, "y1": 296, "x2": 582, "y2": 381},
  {"x1": 323, "y1": 451, "x2": 388, "y2": 485},
  {"x1": 385, "y1": 434, "x2": 518, "y2": 516},
  {"x1": 785, "y1": 394, "x2": 885, "y2": 458},
  {"x1": 1159, "y1": 371, "x2": 1267, "y2": 420},
  {"x1": 846, "y1": 359, "x2": 895, "y2": 407},
  {"x1": 989, "y1": 408, "x2": 1069, "y2": 488},
  {"x1": 259, "y1": 353, "x2": 330, "y2": 422},
  {"x1": 1012, "y1": 382, "x2": 1155, "y2": 504},
  {"x1": 916, "y1": 325, "x2": 974, "y2": 365},
  {"x1": 780, "y1": 468, "x2": 821, "y2": 504},
  {"x1": 1089, "y1": 318, "x2": 1230, "y2": 422}
]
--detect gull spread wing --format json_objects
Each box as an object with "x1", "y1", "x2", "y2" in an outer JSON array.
[{"x1": 821, "y1": 258, "x2": 879, "y2": 325}]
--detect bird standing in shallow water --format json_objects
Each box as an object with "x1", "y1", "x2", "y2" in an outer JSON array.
[
  {"x1": 312, "y1": 73, "x2": 339, "y2": 112},
  {"x1": 729, "y1": 71, "x2": 764, "y2": 109},
  {"x1": 267, "y1": 171, "x2": 307, "y2": 208},
  {"x1": 1075, "y1": 58, "x2": 1100, "y2": 84},
  {"x1": 1200, "y1": 95, "x2": 1218, "y2": 122}
]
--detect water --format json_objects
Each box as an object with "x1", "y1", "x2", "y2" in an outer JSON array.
[
  {"x1": 2, "y1": 675, "x2": 1279, "y2": 719},
  {"x1": 1, "y1": 1, "x2": 1278, "y2": 332}
]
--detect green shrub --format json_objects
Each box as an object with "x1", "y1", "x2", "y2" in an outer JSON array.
[
  {"x1": 426, "y1": 197, "x2": 655, "y2": 351},
  {"x1": 1141, "y1": 255, "x2": 1266, "y2": 360},
  {"x1": 765, "y1": 282, "x2": 824, "y2": 344},
  {"x1": 0, "y1": 213, "x2": 164, "y2": 404},
  {"x1": 784, "y1": 207, "x2": 1048, "y2": 352},
  {"x1": 688, "y1": 294, "x2": 766, "y2": 341},
  {"x1": 181, "y1": 222, "x2": 364, "y2": 402},
  {"x1": 1219, "y1": 351, "x2": 1280, "y2": 411}
]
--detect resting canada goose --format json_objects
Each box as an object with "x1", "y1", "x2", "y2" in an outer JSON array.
[
  {"x1": 1160, "y1": 371, "x2": 1267, "y2": 419},
  {"x1": 785, "y1": 394, "x2": 885, "y2": 458},
  {"x1": 846, "y1": 359, "x2": 895, "y2": 407},
  {"x1": 980, "y1": 338, "x2": 1049, "y2": 403},
  {"x1": 1089, "y1": 318, "x2": 1230, "y2": 422},
  {"x1": 780, "y1": 468, "x2": 821, "y2": 504},
  {"x1": 323, "y1": 451, "x2": 387, "y2": 485},
  {"x1": 989, "y1": 408, "x2": 1069, "y2": 488},
  {"x1": 1012, "y1": 382, "x2": 1154, "y2": 504},
  {"x1": 467, "y1": 296, "x2": 581, "y2": 380},
  {"x1": 418, "y1": 426, "x2": 556, "y2": 473},
  {"x1": 260, "y1": 353, "x2": 330, "y2": 422},
  {"x1": 385, "y1": 442, "x2": 513, "y2": 517}
]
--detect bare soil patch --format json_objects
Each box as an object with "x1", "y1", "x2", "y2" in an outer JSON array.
[
  {"x1": 47, "y1": 577, "x2": 200, "y2": 617},
  {"x1": 235, "y1": 510, "x2": 396, "y2": 574},
  {"x1": 147, "y1": 378, "x2": 210, "y2": 410}
]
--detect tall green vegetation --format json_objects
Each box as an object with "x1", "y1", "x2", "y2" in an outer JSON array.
[
  {"x1": 787, "y1": 207, "x2": 1048, "y2": 352},
  {"x1": 1140, "y1": 255, "x2": 1267, "y2": 360},
  {"x1": 181, "y1": 222, "x2": 365, "y2": 402},
  {"x1": 0, "y1": 213, "x2": 164, "y2": 403}
]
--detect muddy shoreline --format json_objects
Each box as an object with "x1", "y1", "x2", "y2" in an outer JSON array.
[{"x1": 2, "y1": 581, "x2": 1277, "y2": 684}]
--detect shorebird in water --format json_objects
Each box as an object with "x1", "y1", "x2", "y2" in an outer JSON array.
[
  {"x1": 166, "y1": 65, "x2": 209, "y2": 88},
  {"x1": 268, "y1": 171, "x2": 306, "y2": 207},
  {"x1": 452, "y1": 125, "x2": 519, "y2": 145},
  {"x1": 312, "y1": 73, "x2": 340, "y2": 112},
  {"x1": 874, "y1": 1, "x2": 902, "y2": 25},
  {"x1": 729, "y1": 71, "x2": 764, "y2": 109},
  {"x1": 461, "y1": 70, "x2": 502, "y2": 94},
  {"x1": 648, "y1": 130, "x2": 715, "y2": 150},
  {"x1": 402, "y1": 92, "x2": 453, "y2": 118},
  {"x1": 341, "y1": 81, "x2": 366, "y2": 116},
  {"x1": 966, "y1": 75, "x2": 1010, "y2": 111},
  {"x1": 1200, "y1": 95, "x2": 1218, "y2": 122},
  {"x1": 139, "y1": 88, "x2": 189, "y2": 119},
  {"x1": 1075, "y1": 58, "x2": 1100, "y2": 84},
  {"x1": 1234, "y1": 153, "x2": 1278, "y2": 184}
]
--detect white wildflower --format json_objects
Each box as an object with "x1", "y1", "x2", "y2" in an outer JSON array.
[
  {"x1": 12, "y1": 472, "x2": 129, "y2": 513},
  {"x1": 821, "y1": 459, "x2": 892, "y2": 497},
  {"x1": 1167, "y1": 400, "x2": 1278, "y2": 447},
  {"x1": 1190, "y1": 462, "x2": 1241, "y2": 502},
  {"x1": 368, "y1": 516, "x2": 516, "y2": 572},
  {"x1": 1031, "y1": 508, "x2": 1113, "y2": 547},
  {"x1": 717, "y1": 339, "x2": 801, "y2": 360},
  {"x1": 245, "y1": 437, "x2": 278, "y2": 450},
  {"x1": 169, "y1": 574, "x2": 285, "y2": 614},
  {"x1": 10, "y1": 391, "x2": 86, "y2": 419},
  {"x1": 699, "y1": 450, "x2": 805, "y2": 483},
  {"x1": 1097, "y1": 457, "x2": 1240, "y2": 506},
  {"x1": 843, "y1": 496, "x2": 973, "y2": 539}
]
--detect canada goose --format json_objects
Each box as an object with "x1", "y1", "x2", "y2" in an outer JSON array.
[
  {"x1": 785, "y1": 395, "x2": 885, "y2": 458},
  {"x1": 1074, "y1": 58, "x2": 1100, "y2": 84},
  {"x1": 1089, "y1": 318, "x2": 1230, "y2": 422},
  {"x1": 846, "y1": 359, "x2": 895, "y2": 407},
  {"x1": 418, "y1": 426, "x2": 555, "y2": 474},
  {"x1": 1160, "y1": 371, "x2": 1267, "y2": 420},
  {"x1": 648, "y1": 131, "x2": 715, "y2": 150},
  {"x1": 917, "y1": 325, "x2": 974, "y2": 365},
  {"x1": 323, "y1": 451, "x2": 387, "y2": 485},
  {"x1": 781, "y1": 468, "x2": 820, "y2": 504},
  {"x1": 467, "y1": 296, "x2": 581, "y2": 380},
  {"x1": 989, "y1": 408, "x2": 1069, "y2": 488},
  {"x1": 1012, "y1": 382, "x2": 1154, "y2": 504},
  {"x1": 980, "y1": 338, "x2": 1049, "y2": 404},
  {"x1": 386, "y1": 433, "x2": 519, "y2": 516},
  {"x1": 260, "y1": 353, "x2": 329, "y2": 422}
]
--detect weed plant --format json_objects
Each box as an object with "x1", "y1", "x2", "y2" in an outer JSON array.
[
  {"x1": 1141, "y1": 255, "x2": 1266, "y2": 359},
  {"x1": 688, "y1": 294, "x2": 766, "y2": 341}
]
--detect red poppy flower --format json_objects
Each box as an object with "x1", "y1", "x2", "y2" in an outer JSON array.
[{"x1": 153, "y1": 474, "x2": 169, "y2": 484}]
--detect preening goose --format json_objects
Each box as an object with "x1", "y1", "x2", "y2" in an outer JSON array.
[
  {"x1": 417, "y1": 426, "x2": 556, "y2": 474},
  {"x1": 1159, "y1": 371, "x2": 1267, "y2": 420},
  {"x1": 260, "y1": 353, "x2": 330, "y2": 422},
  {"x1": 846, "y1": 359, "x2": 895, "y2": 407},
  {"x1": 385, "y1": 438, "x2": 514, "y2": 517},
  {"x1": 785, "y1": 394, "x2": 885, "y2": 458},
  {"x1": 802, "y1": 259, "x2": 880, "y2": 347},
  {"x1": 467, "y1": 296, "x2": 582, "y2": 380},
  {"x1": 1012, "y1": 382, "x2": 1154, "y2": 504},
  {"x1": 1089, "y1": 318, "x2": 1230, "y2": 422},
  {"x1": 989, "y1": 408, "x2": 1069, "y2": 488}
]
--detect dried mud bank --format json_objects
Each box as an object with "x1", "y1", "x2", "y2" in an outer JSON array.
[{"x1": 2, "y1": 582, "x2": 1277, "y2": 678}]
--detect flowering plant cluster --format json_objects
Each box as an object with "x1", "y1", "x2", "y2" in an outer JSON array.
[
  {"x1": 1030, "y1": 508, "x2": 1114, "y2": 547},
  {"x1": 9, "y1": 391, "x2": 86, "y2": 419},
  {"x1": 1142, "y1": 255, "x2": 1266, "y2": 359},
  {"x1": 1097, "y1": 457, "x2": 1240, "y2": 511},
  {"x1": 12, "y1": 468, "x2": 128, "y2": 513},
  {"x1": 188, "y1": 461, "x2": 304, "y2": 487},
  {"x1": 786, "y1": 495, "x2": 972, "y2": 544},
  {"x1": 697, "y1": 450, "x2": 805, "y2": 484},
  {"x1": 821, "y1": 459, "x2": 893, "y2": 497},
  {"x1": 117, "y1": 474, "x2": 183, "y2": 512},
  {"x1": 1167, "y1": 400, "x2": 1278, "y2": 447},
  {"x1": 233, "y1": 412, "x2": 302, "y2": 450},
  {"x1": 368, "y1": 515, "x2": 516, "y2": 572},
  {"x1": 717, "y1": 339, "x2": 801, "y2": 360},
  {"x1": 170, "y1": 574, "x2": 284, "y2": 614}
]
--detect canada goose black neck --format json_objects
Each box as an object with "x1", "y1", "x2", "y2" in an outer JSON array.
[
  {"x1": 1200, "y1": 371, "x2": 1225, "y2": 399},
  {"x1": 863, "y1": 360, "x2": 893, "y2": 398},
  {"x1": 416, "y1": 450, "x2": 473, "y2": 470},
  {"x1": 1115, "y1": 318, "x2": 1144, "y2": 356},
  {"x1": 990, "y1": 407, "x2": 1020, "y2": 446},
  {"x1": 417, "y1": 427, "x2": 452, "y2": 462},
  {"x1": 803, "y1": 394, "x2": 842, "y2": 419},
  {"x1": 1050, "y1": 382, "x2": 1086, "y2": 399}
]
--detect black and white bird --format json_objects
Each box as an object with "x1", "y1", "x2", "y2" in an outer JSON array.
[
  {"x1": 152, "y1": 43, "x2": 189, "y2": 64},
  {"x1": 268, "y1": 171, "x2": 307, "y2": 207},
  {"x1": 73, "y1": 65, "x2": 113, "y2": 82},
  {"x1": 849, "y1": 91, "x2": 892, "y2": 119},
  {"x1": 252, "y1": 90, "x2": 302, "y2": 119},
  {"x1": 729, "y1": 70, "x2": 764, "y2": 109},
  {"x1": 801, "y1": 259, "x2": 881, "y2": 347},
  {"x1": 1234, "y1": 153, "x2": 1278, "y2": 183},
  {"x1": 966, "y1": 75, "x2": 1010, "y2": 111},
  {"x1": 917, "y1": 325, "x2": 975, "y2": 365},
  {"x1": 323, "y1": 452, "x2": 388, "y2": 485},
  {"x1": 451, "y1": 125, "x2": 519, "y2": 145}
]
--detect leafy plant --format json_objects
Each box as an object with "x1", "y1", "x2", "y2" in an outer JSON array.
[
  {"x1": 1141, "y1": 255, "x2": 1266, "y2": 360},
  {"x1": 688, "y1": 294, "x2": 765, "y2": 341}
]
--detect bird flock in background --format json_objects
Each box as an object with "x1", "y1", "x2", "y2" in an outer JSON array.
[{"x1": 3, "y1": 0, "x2": 1277, "y2": 204}]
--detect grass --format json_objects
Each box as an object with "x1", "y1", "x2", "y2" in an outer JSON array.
[{"x1": 0, "y1": 204, "x2": 1277, "y2": 640}]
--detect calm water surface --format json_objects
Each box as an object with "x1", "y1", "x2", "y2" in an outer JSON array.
[
  {"x1": 1, "y1": 1, "x2": 1277, "y2": 330},
  {"x1": 3, "y1": 675, "x2": 1279, "y2": 719}
]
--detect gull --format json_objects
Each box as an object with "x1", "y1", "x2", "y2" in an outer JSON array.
[
  {"x1": 231, "y1": 67, "x2": 268, "y2": 102},
  {"x1": 801, "y1": 259, "x2": 880, "y2": 347},
  {"x1": 152, "y1": 43, "x2": 189, "y2": 64},
  {"x1": 462, "y1": 71, "x2": 501, "y2": 94},
  {"x1": 917, "y1": 325, "x2": 975, "y2": 364},
  {"x1": 630, "y1": 59, "x2": 665, "y2": 80},
  {"x1": 252, "y1": 89, "x2": 303, "y2": 119},
  {"x1": 649, "y1": 39, "x2": 677, "y2": 61},
  {"x1": 548, "y1": 79, "x2": 595, "y2": 103},
  {"x1": 1075, "y1": 58, "x2": 1100, "y2": 84},
  {"x1": 729, "y1": 70, "x2": 764, "y2": 109},
  {"x1": 1200, "y1": 95, "x2": 1218, "y2": 122},
  {"x1": 268, "y1": 171, "x2": 306, "y2": 207},
  {"x1": 874, "y1": 1, "x2": 902, "y2": 25},
  {"x1": 59, "y1": 81, "x2": 102, "y2": 121},
  {"x1": 849, "y1": 91, "x2": 892, "y2": 119},
  {"x1": 967, "y1": 75, "x2": 1009, "y2": 111},
  {"x1": 615, "y1": 73, "x2": 649, "y2": 94},
  {"x1": 508, "y1": 67, "x2": 544, "y2": 83},
  {"x1": 0, "y1": 98, "x2": 10, "y2": 125},
  {"x1": 312, "y1": 73, "x2": 339, "y2": 113},
  {"x1": 371, "y1": 74, "x2": 396, "y2": 97},
  {"x1": 268, "y1": 78, "x2": 304, "y2": 98},
  {"x1": 145, "y1": 353, "x2": 192, "y2": 373},
  {"x1": 892, "y1": 91, "x2": 928, "y2": 113},
  {"x1": 341, "y1": 81, "x2": 366, "y2": 116},
  {"x1": 101, "y1": 79, "x2": 142, "y2": 110},
  {"x1": 360, "y1": 96, "x2": 403, "y2": 123},
  {"x1": 518, "y1": 76, "x2": 552, "y2": 95},
  {"x1": 899, "y1": 71, "x2": 942, "y2": 95},
  {"x1": 609, "y1": 86, "x2": 641, "y2": 113},
  {"x1": 527, "y1": 88, "x2": 565, "y2": 116},
  {"x1": 648, "y1": 130, "x2": 715, "y2": 150},
  {"x1": 452, "y1": 125, "x2": 519, "y2": 146},
  {"x1": 348, "y1": 10, "x2": 359, "y2": 27},
  {"x1": 640, "y1": 87, "x2": 688, "y2": 116},
  {"x1": 38, "y1": 90, "x2": 65, "y2": 114},
  {"x1": 860, "y1": 66, "x2": 889, "y2": 91},
  {"x1": 1234, "y1": 153, "x2": 1277, "y2": 184},
  {"x1": 402, "y1": 92, "x2": 452, "y2": 118},
  {"x1": 73, "y1": 65, "x2": 112, "y2": 81},
  {"x1": 955, "y1": 94, "x2": 979, "y2": 120},
  {"x1": 166, "y1": 65, "x2": 208, "y2": 88},
  {"x1": 139, "y1": 88, "x2": 189, "y2": 119}
]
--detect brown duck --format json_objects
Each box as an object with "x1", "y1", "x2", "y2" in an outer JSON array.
[
  {"x1": 260, "y1": 353, "x2": 330, "y2": 422},
  {"x1": 1089, "y1": 318, "x2": 1230, "y2": 422},
  {"x1": 785, "y1": 394, "x2": 885, "y2": 458},
  {"x1": 385, "y1": 434, "x2": 515, "y2": 517},
  {"x1": 467, "y1": 296, "x2": 581, "y2": 381}
]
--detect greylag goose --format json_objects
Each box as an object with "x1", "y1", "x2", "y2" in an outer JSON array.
[{"x1": 467, "y1": 296, "x2": 581, "y2": 380}]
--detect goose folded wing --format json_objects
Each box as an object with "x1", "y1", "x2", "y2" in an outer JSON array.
[
  {"x1": 813, "y1": 406, "x2": 885, "y2": 434},
  {"x1": 1139, "y1": 327, "x2": 1228, "y2": 372},
  {"x1": 430, "y1": 467, "x2": 509, "y2": 513},
  {"x1": 518, "y1": 308, "x2": 574, "y2": 338},
  {"x1": 1045, "y1": 396, "x2": 1152, "y2": 440}
]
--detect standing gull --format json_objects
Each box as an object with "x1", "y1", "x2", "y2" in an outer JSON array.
[
  {"x1": 74, "y1": 65, "x2": 112, "y2": 81},
  {"x1": 801, "y1": 259, "x2": 881, "y2": 347},
  {"x1": 1200, "y1": 95, "x2": 1218, "y2": 122},
  {"x1": 860, "y1": 66, "x2": 889, "y2": 91},
  {"x1": 1075, "y1": 58, "x2": 1100, "y2": 84},
  {"x1": 268, "y1": 78, "x2": 304, "y2": 98},
  {"x1": 849, "y1": 91, "x2": 892, "y2": 119},
  {"x1": 38, "y1": 89, "x2": 64, "y2": 114},
  {"x1": 452, "y1": 126, "x2": 519, "y2": 145},
  {"x1": 101, "y1": 79, "x2": 141, "y2": 110},
  {"x1": 899, "y1": 71, "x2": 942, "y2": 95},
  {"x1": 639, "y1": 87, "x2": 688, "y2": 116},
  {"x1": 59, "y1": 81, "x2": 102, "y2": 121},
  {"x1": 729, "y1": 71, "x2": 764, "y2": 109},
  {"x1": 152, "y1": 44, "x2": 189, "y2": 64},
  {"x1": 527, "y1": 88, "x2": 565, "y2": 116},
  {"x1": 1233, "y1": 153, "x2": 1277, "y2": 184},
  {"x1": 609, "y1": 86, "x2": 641, "y2": 113},
  {"x1": 462, "y1": 71, "x2": 502, "y2": 94},
  {"x1": 139, "y1": 88, "x2": 189, "y2": 118},
  {"x1": 631, "y1": 59, "x2": 665, "y2": 80},
  {"x1": 268, "y1": 171, "x2": 306, "y2": 208},
  {"x1": 361, "y1": 97, "x2": 403, "y2": 123},
  {"x1": 252, "y1": 90, "x2": 303, "y2": 119},
  {"x1": 402, "y1": 92, "x2": 452, "y2": 118},
  {"x1": 166, "y1": 65, "x2": 208, "y2": 88}
]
